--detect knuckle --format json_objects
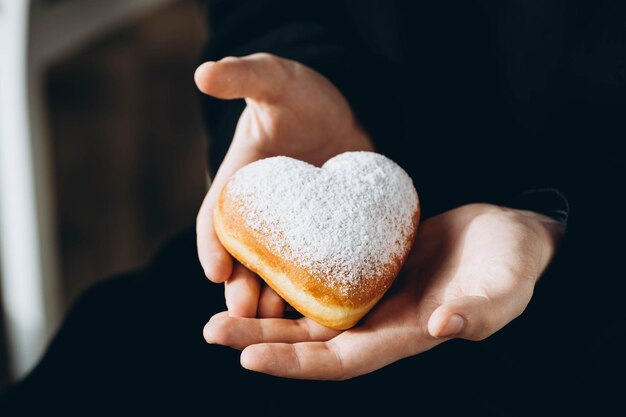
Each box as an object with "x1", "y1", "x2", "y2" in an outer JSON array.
[
  {"x1": 219, "y1": 55, "x2": 239, "y2": 64},
  {"x1": 332, "y1": 367, "x2": 356, "y2": 381},
  {"x1": 468, "y1": 321, "x2": 496, "y2": 341},
  {"x1": 251, "y1": 52, "x2": 275, "y2": 60},
  {"x1": 258, "y1": 52, "x2": 297, "y2": 79},
  {"x1": 256, "y1": 52, "x2": 282, "y2": 66},
  {"x1": 327, "y1": 340, "x2": 347, "y2": 380},
  {"x1": 468, "y1": 332, "x2": 490, "y2": 342}
]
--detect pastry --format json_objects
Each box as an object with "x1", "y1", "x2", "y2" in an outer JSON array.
[{"x1": 214, "y1": 151, "x2": 420, "y2": 329}]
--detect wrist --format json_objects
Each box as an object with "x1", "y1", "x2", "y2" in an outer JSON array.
[
  {"x1": 508, "y1": 207, "x2": 565, "y2": 282},
  {"x1": 463, "y1": 203, "x2": 564, "y2": 283}
]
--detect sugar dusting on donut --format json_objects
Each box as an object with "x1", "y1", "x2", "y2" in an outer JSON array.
[{"x1": 226, "y1": 152, "x2": 419, "y2": 296}]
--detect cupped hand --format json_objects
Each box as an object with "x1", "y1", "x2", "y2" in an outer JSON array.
[
  {"x1": 203, "y1": 203, "x2": 564, "y2": 380},
  {"x1": 195, "y1": 53, "x2": 374, "y2": 318}
]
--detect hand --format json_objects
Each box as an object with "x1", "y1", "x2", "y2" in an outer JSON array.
[
  {"x1": 203, "y1": 203, "x2": 564, "y2": 380},
  {"x1": 194, "y1": 53, "x2": 374, "y2": 317}
]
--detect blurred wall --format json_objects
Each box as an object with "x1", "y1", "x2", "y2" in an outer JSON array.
[
  {"x1": 47, "y1": 0, "x2": 209, "y2": 306},
  {"x1": 1, "y1": 0, "x2": 209, "y2": 387},
  {"x1": 0, "y1": 287, "x2": 8, "y2": 388}
]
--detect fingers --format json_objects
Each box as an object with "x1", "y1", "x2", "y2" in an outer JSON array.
[
  {"x1": 257, "y1": 286, "x2": 285, "y2": 318},
  {"x1": 196, "y1": 140, "x2": 266, "y2": 283},
  {"x1": 239, "y1": 322, "x2": 437, "y2": 380},
  {"x1": 428, "y1": 294, "x2": 528, "y2": 341},
  {"x1": 241, "y1": 342, "x2": 345, "y2": 380},
  {"x1": 196, "y1": 192, "x2": 233, "y2": 283},
  {"x1": 195, "y1": 53, "x2": 292, "y2": 102},
  {"x1": 204, "y1": 315, "x2": 339, "y2": 350},
  {"x1": 427, "y1": 300, "x2": 471, "y2": 339},
  {"x1": 223, "y1": 263, "x2": 261, "y2": 318}
]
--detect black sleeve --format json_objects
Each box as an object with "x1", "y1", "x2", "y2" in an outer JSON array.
[
  {"x1": 198, "y1": 1, "x2": 574, "y2": 225},
  {"x1": 506, "y1": 189, "x2": 569, "y2": 225}
]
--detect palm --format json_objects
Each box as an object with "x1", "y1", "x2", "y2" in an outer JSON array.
[
  {"x1": 356, "y1": 204, "x2": 542, "y2": 351},
  {"x1": 204, "y1": 204, "x2": 562, "y2": 380}
]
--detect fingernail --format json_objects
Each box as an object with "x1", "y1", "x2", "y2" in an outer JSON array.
[{"x1": 438, "y1": 314, "x2": 465, "y2": 338}]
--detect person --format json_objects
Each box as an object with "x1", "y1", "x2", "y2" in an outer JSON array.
[{"x1": 1, "y1": 1, "x2": 624, "y2": 415}]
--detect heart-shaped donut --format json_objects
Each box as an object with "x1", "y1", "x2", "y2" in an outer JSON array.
[{"x1": 214, "y1": 151, "x2": 420, "y2": 329}]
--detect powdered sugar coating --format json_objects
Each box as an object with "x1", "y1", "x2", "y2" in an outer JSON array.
[{"x1": 227, "y1": 152, "x2": 419, "y2": 295}]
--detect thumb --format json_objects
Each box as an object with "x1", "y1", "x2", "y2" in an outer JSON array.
[
  {"x1": 194, "y1": 53, "x2": 290, "y2": 101},
  {"x1": 427, "y1": 296, "x2": 499, "y2": 341}
]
